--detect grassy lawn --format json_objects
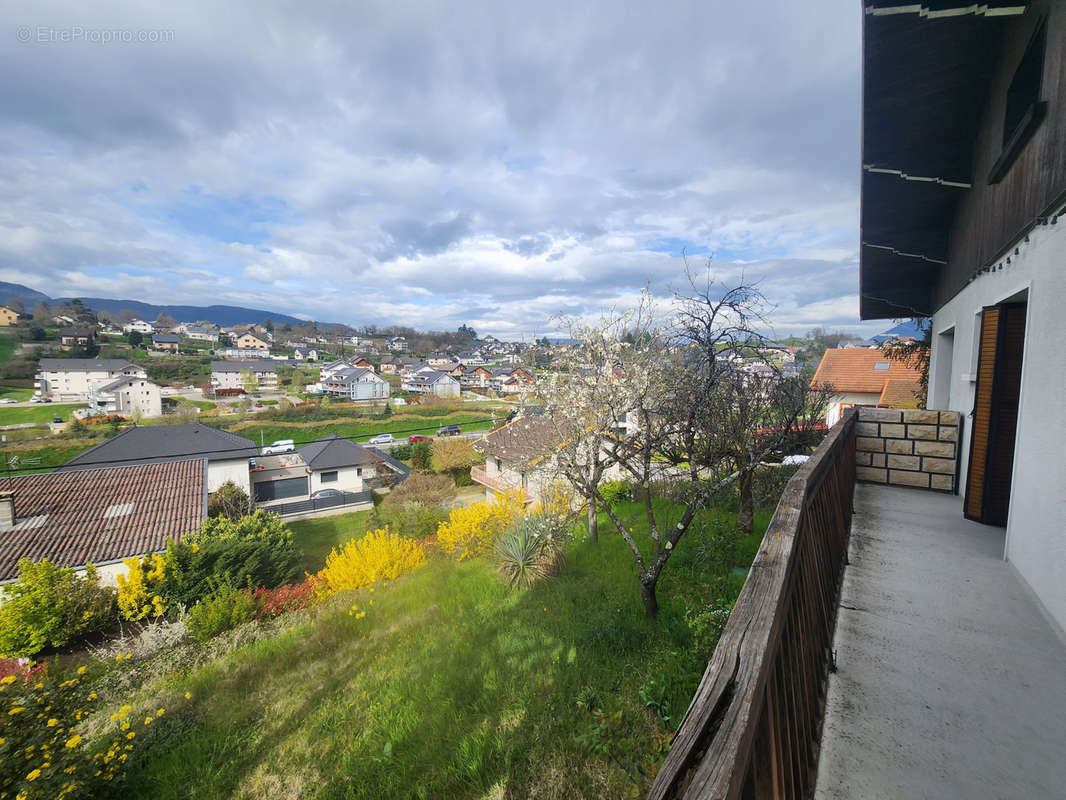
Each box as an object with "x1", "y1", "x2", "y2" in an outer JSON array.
[
  {"x1": 105, "y1": 500, "x2": 769, "y2": 799},
  {"x1": 0, "y1": 403, "x2": 85, "y2": 426},
  {"x1": 224, "y1": 410, "x2": 499, "y2": 446},
  {"x1": 0, "y1": 384, "x2": 33, "y2": 401},
  {"x1": 0, "y1": 439, "x2": 104, "y2": 472},
  {"x1": 0, "y1": 331, "x2": 16, "y2": 363},
  {"x1": 288, "y1": 509, "x2": 373, "y2": 574}
]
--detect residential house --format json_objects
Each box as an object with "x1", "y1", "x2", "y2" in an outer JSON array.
[
  {"x1": 427, "y1": 352, "x2": 457, "y2": 369},
  {"x1": 59, "y1": 327, "x2": 95, "y2": 347},
  {"x1": 122, "y1": 319, "x2": 155, "y2": 334},
  {"x1": 86, "y1": 375, "x2": 163, "y2": 418},
  {"x1": 210, "y1": 360, "x2": 279, "y2": 392},
  {"x1": 318, "y1": 360, "x2": 350, "y2": 381},
  {"x1": 321, "y1": 367, "x2": 390, "y2": 401},
  {"x1": 859, "y1": 0, "x2": 1066, "y2": 630},
  {"x1": 216, "y1": 347, "x2": 273, "y2": 359},
  {"x1": 0, "y1": 306, "x2": 18, "y2": 326},
  {"x1": 457, "y1": 350, "x2": 486, "y2": 366},
  {"x1": 379, "y1": 356, "x2": 402, "y2": 374},
  {"x1": 293, "y1": 346, "x2": 319, "y2": 361},
  {"x1": 35, "y1": 358, "x2": 148, "y2": 402},
  {"x1": 460, "y1": 366, "x2": 492, "y2": 388},
  {"x1": 182, "y1": 325, "x2": 219, "y2": 342},
  {"x1": 0, "y1": 460, "x2": 206, "y2": 586},
  {"x1": 299, "y1": 434, "x2": 382, "y2": 495},
  {"x1": 151, "y1": 333, "x2": 180, "y2": 352},
  {"x1": 59, "y1": 422, "x2": 258, "y2": 494},
  {"x1": 350, "y1": 356, "x2": 374, "y2": 371},
  {"x1": 489, "y1": 367, "x2": 535, "y2": 394},
  {"x1": 401, "y1": 369, "x2": 460, "y2": 397},
  {"x1": 810, "y1": 349, "x2": 923, "y2": 426},
  {"x1": 388, "y1": 336, "x2": 408, "y2": 352},
  {"x1": 236, "y1": 331, "x2": 271, "y2": 351}
]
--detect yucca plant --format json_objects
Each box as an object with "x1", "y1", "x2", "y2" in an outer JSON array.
[{"x1": 496, "y1": 519, "x2": 548, "y2": 589}]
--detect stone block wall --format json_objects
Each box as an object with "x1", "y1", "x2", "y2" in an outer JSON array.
[{"x1": 854, "y1": 407, "x2": 962, "y2": 493}]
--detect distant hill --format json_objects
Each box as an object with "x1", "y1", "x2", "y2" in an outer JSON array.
[{"x1": 0, "y1": 281, "x2": 306, "y2": 327}]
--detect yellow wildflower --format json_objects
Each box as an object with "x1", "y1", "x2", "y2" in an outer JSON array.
[
  {"x1": 184, "y1": 692, "x2": 191, "y2": 700},
  {"x1": 76, "y1": 666, "x2": 87, "y2": 675},
  {"x1": 47, "y1": 718, "x2": 58, "y2": 727},
  {"x1": 25, "y1": 769, "x2": 40, "y2": 782},
  {"x1": 87, "y1": 693, "x2": 97, "y2": 701},
  {"x1": 126, "y1": 731, "x2": 135, "y2": 739},
  {"x1": 8, "y1": 706, "x2": 25, "y2": 715},
  {"x1": 156, "y1": 708, "x2": 165, "y2": 716},
  {"x1": 65, "y1": 734, "x2": 82, "y2": 749},
  {"x1": 0, "y1": 675, "x2": 15, "y2": 684},
  {"x1": 144, "y1": 716, "x2": 152, "y2": 725}
]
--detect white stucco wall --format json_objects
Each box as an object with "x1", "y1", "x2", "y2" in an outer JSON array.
[
  {"x1": 207, "y1": 458, "x2": 251, "y2": 494},
  {"x1": 928, "y1": 219, "x2": 1066, "y2": 633},
  {"x1": 309, "y1": 465, "x2": 365, "y2": 494}
]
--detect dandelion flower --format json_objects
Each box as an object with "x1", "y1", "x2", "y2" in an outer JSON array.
[
  {"x1": 126, "y1": 731, "x2": 135, "y2": 739},
  {"x1": 8, "y1": 706, "x2": 25, "y2": 715},
  {"x1": 156, "y1": 708, "x2": 165, "y2": 716},
  {"x1": 76, "y1": 666, "x2": 87, "y2": 675},
  {"x1": 144, "y1": 717, "x2": 152, "y2": 725},
  {"x1": 65, "y1": 735, "x2": 82, "y2": 749},
  {"x1": 184, "y1": 692, "x2": 191, "y2": 700},
  {"x1": 26, "y1": 769, "x2": 41, "y2": 781},
  {"x1": 47, "y1": 718, "x2": 58, "y2": 727}
]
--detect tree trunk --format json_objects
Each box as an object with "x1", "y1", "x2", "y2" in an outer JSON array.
[
  {"x1": 587, "y1": 497, "x2": 599, "y2": 543},
  {"x1": 737, "y1": 469, "x2": 754, "y2": 533},
  {"x1": 640, "y1": 576, "x2": 659, "y2": 619}
]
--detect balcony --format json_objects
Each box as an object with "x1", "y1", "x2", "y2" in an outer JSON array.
[
  {"x1": 648, "y1": 409, "x2": 1066, "y2": 799},
  {"x1": 470, "y1": 465, "x2": 517, "y2": 494}
]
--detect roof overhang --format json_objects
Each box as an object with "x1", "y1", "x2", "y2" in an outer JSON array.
[{"x1": 859, "y1": 2, "x2": 1024, "y2": 319}]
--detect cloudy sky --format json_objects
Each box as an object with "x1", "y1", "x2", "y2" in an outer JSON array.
[{"x1": 0, "y1": 1, "x2": 881, "y2": 338}]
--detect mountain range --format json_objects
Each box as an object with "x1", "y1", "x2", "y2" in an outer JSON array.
[{"x1": 0, "y1": 281, "x2": 307, "y2": 327}]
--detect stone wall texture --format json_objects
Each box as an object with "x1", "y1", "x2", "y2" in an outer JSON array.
[{"x1": 854, "y1": 407, "x2": 961, "y2": 493}]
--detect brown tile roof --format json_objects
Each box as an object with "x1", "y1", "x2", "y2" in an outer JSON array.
[
  {"x1": 473, "y1": 415, "x2": 567, "y2": 467},
  {"x1": 810, "y1": 348, "x2": 922, "y2": 394},
  {"x1": 0, "y1": 459, "x2": 206, "y2": 581},
  {"x1": 878, "y1": 379, "x2": 922, "y2": 409}
]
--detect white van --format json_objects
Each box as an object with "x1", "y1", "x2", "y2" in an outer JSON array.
[{"x1": 262, "y1": 439, "x2": 296, "y2": 455}]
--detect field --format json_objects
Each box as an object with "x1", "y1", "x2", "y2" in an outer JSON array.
[
  {"x1": 0, "y1": 438, "x2": 105, "y2": 472},
  {"x1": 98, "y1": 501, "x2": 770, "y2": 799},
  {"x1": 0, "y1": 402, "x2": 84, "y2": 426}
]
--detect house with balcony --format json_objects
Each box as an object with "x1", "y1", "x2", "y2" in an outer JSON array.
[
  {"x1": 401, "y1": 367, "x2": 460, "y2": 397},
  {"x1": 210, "y1": 360, "x2": 279, "y2": 392},
  {"x1": 649, "y1": 5, "x2": 1066, "y2": 799},
  {"x1": 320, "y1": 367, "x2": 390, "y2": 401},
  {"x1": 59, "y1": 327, "x2": 95, "y2": 348},
  {"x1": 35, "y1": 358, "x2": 148, "y2": 401},
  {"x1": 235, "y1": 331, "x2": 270, "y2": 351},
  {"x1": 86, "y1": 375, "x2": 163, "y2": 419},
  {"x1": 122, "y1": 319, "x2": 155, "y2": 334}
]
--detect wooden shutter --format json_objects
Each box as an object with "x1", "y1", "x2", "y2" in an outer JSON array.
[{"x1": 964, "y1": 303, "x2": 1027, "y2": 525}]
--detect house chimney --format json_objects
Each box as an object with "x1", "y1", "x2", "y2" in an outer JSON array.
[{"x1": 0, "y1": 491, "x2": 14, "y2": 528}]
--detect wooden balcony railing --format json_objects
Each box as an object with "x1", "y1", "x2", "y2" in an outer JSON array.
[
  {"x1": 470, "y1": 465, "x2": 517, "y2": 493},
  {"x1": 649, "y1": 408, "x2": 857, "y2": 800}
]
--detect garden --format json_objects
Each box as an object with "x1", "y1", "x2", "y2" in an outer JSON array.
[{"x1": 0, "y1": 469, "x2": 788, "y2": 799}]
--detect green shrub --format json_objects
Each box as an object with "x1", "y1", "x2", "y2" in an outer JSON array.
[
  {"x1": 597, "y1": 480, "x2": 631, "y2": 506},
  {"x1": 186, "y1": 582, "x2": 258, "y2": 642},
  {"x1": 684, "y1": 597, "x2": 734, "y2": 662},
  {"x1": 390, "y1": 443, "x2": 413, "y2": 461},
  {"x1": 411, "y1": 441, "x2": 433, "y2": 472},
  {"x1": 207, "y1": 480, "x2": 253, "y2": 520},
  {"x1": 0, "y1": 561, "x2": 116, "y2": 657},
  {"x1": 162, "y1": 511, "x2": 301, "y2": 608},
  {"x1": 381, "y1": 502, "x2": 450, "y2": 540},
  {"x1": 381, "y1": 472, "x2": 455, "y2": 508}
]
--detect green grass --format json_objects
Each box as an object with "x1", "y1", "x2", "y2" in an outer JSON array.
[
  {"x1": 0, "y1": 332, "x2": 16, "y2": 363},
  {"x1": 223, "y1": 410, "x2": 498, "y2": 446},
  {"x1": 288, "y1": 510, "x2": 373, "y2": 574},
  {"x1": 0, "y1": 439, "x2": 103, "y2": 472},
  {"x1": 106, "y1": 500, "x2": 769, "y2": 799},
  {"x1": 0, "y1": 385, "x2": 33, "y2": 401},
  {"x1": 0, "y1": 403, "x2": 84, "y2": 426}
]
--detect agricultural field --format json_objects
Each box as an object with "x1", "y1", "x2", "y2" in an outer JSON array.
[{"x1": 102, "y1": 501, "x2": 770, "y2": 799}]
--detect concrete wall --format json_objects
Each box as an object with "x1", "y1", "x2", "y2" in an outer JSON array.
[
  {"x1": 928, "y1": 218, "x2": 1066, "y2": 633},
  {"x1": 855, "y1": 407, "x2": 961, "y2": 492}
]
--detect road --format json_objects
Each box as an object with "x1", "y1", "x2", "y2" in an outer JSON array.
[{"x1": 369, "y1": 430, "x2": 487, "y2": 449}]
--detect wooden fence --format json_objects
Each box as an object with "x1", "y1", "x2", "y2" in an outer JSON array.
[{"x1": 649, "y1": 408, "x2": 857, "y2": 800}]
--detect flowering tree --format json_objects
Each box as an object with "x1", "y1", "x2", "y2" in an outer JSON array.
[{"x1": 542, "y1": 269, "x2": 829, "y2": 617}]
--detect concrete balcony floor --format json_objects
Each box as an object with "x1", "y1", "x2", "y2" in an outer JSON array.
[{"x1": 815, "y1": 484, "x2": 1066, "y2": 800}]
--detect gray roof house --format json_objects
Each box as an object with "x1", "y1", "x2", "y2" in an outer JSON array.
[{"x1": 59, "y1": 423, "x2": 258, "y2": 494}]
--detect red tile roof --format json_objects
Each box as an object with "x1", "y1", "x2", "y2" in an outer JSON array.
[
  {"x1": 0, "y1": 459, "x2": 206, "y2": 581},
  {"x1": 810, "y1": 348, "x2": 922, "y2": 394},
  {"x1": 878, "y1": 379, "x2": 923, "y2": 408}
]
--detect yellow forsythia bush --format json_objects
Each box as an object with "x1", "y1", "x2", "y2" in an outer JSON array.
[
  {"x1": 116, "y1": 554, "x2": 168, "y2": 621},
  {"x1": 315, "y1": 528, "x2": 426, "y2": 599},
  {"x1": 436, "y1": 489, "x2": 527, "y2": 560}
]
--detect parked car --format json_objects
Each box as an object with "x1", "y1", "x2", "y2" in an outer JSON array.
[
  {"x1": 367, "y1": 433, "x2": 394, "y2": 445},
  {"x1": 0, "y1": 398, "x2": 14, "y2": 404},
  {"x1": 52, "y1": 417, "x2": 64, "y2": 424},
  {"x1": 311, "y1": 488, "x2": 343, "y2": 500},
  {"x1": 408, "y1": 434, "x2": 432, "y2": 443},
  {"x1": 437, "y1": 424, "x2": 461, "y2": 437},
  {"x1": 40, "y1": 397, "x2": 52, "y2": 403},
  {"x1": 262, "y1": 439, "x2": 295, "y2": 455},
  {"x1": 28, "y1": 396, "x2": 41, "y2": 403}
]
